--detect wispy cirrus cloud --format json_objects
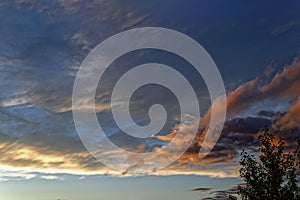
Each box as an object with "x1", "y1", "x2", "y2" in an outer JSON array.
[
  {"x1": 1, "y1": 59, "x2": 300, "y2": 179},
  {"x1": 0, "y1": 0, "x2": 299, "y2": 181}
]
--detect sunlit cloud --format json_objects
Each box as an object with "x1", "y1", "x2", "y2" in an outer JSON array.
[
  {"x1": 40, "y1": 175, "x2": 62, "y2": 180},
  {"x1": 0, "y1": 0, "x2": 299, "y2": 183}
]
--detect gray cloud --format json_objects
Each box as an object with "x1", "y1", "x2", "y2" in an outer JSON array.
[
  {"x1": 190, "y1": 187, "x2": 211, "y2": 192},
  {"x1": 0, "y1": 0, "x2": 299, "y2": 180}
]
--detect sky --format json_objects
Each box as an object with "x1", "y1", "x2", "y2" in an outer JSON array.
[{"x1": 0, "y1": 0, "x2": 300, "y2": 200}]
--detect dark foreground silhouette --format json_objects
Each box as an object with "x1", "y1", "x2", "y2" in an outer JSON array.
[{"x1": 237, "y1": 128, "x2": 300, "y2": 200}]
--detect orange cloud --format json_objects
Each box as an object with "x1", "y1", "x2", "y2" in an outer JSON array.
[
  {"x1": 203, "y1": 58, "x2": 300, "y2": 123},
  {"x1": 151, "y1": 59, "x2": 300, "y2": 172},
  {"x1": 273, "y1": 97, "x2": 300, "y2": 130}
]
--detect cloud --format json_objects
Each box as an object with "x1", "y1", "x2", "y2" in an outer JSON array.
[
  {"x1": 0, "y1": 130, "x2": 109, "y2": 177},
  {"x1": 0, "y1": 1, "x2": 299, "y2": 180},
  {"x1": 195, "y1": 58, "x2": 300, "y2": 158},
  {"x1": 40, "y1": 175, "x2": 61, "y2": 180},
  {"x1": 203, "y1": 58, "x2": 300, "y2": 123},
  {"x1": 273, "y1": 97, "x2": 300, "y2": 130},
  {"x1": 145, "y1": 59, "x2": 300, "y2": 175},
  {"x1": 151, "y1": 116, "x2": 269, "y2": 168},
  {"x1": 261, "y1": 59, "x2": 300, "y2": 99},
  {"x1": 264, "y1": 65, "x2": 275, "y2": 77},
  {"x1": 256, "y1": 110, "x2": 276, "y2": 118},
  {"x1": 190, "y1": 187, "x2": 211, "y2": 192},
  {"x1": 200, "y1": 184, "x2": 246, "y2": 200},
  {"x1": 0, "y1": 0, "x2": 153, "y2": 115},
  {"x1": 0, "y1": 123, "x2": 240, "y2": 179},
  {"x1": 152, "y1": 164, "x2": 240, "y2": 178},
  {"x1": 223, "y1": 117, "x2": 271, "y2": 134},
  {"x1": 272, "y1": 20, "x2": 300, "y2": 35},
  {"x1": 2, "y1": 57, "x2": 298, "y2": 179},
  {"x1": 0, "y1": 166, "x2": 36, "y2": 181}
]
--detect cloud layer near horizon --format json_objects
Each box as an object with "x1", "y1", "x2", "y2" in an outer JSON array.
[
  {"x1": 0, "y1": 0, "x2": 299, "y2": 181},
  {"x1": 1, "y1": 58, "x2": 299, "y2": 180}
]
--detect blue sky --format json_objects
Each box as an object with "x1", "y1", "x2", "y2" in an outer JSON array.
[
  {"x1": 0, "y1": 0, "x2": 299, "y2": 199},
  {"x1": 0, "y1": 175, "x2": 240, "y2": 200}
]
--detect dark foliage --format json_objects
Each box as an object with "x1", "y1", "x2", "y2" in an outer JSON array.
[{"x1": 238, "y1": 128, "x2": 300, "y2": 200}]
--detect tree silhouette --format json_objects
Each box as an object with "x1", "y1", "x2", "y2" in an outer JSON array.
[{"x1": 238, "y1": 128, "x2": 300, "y2": 200}]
